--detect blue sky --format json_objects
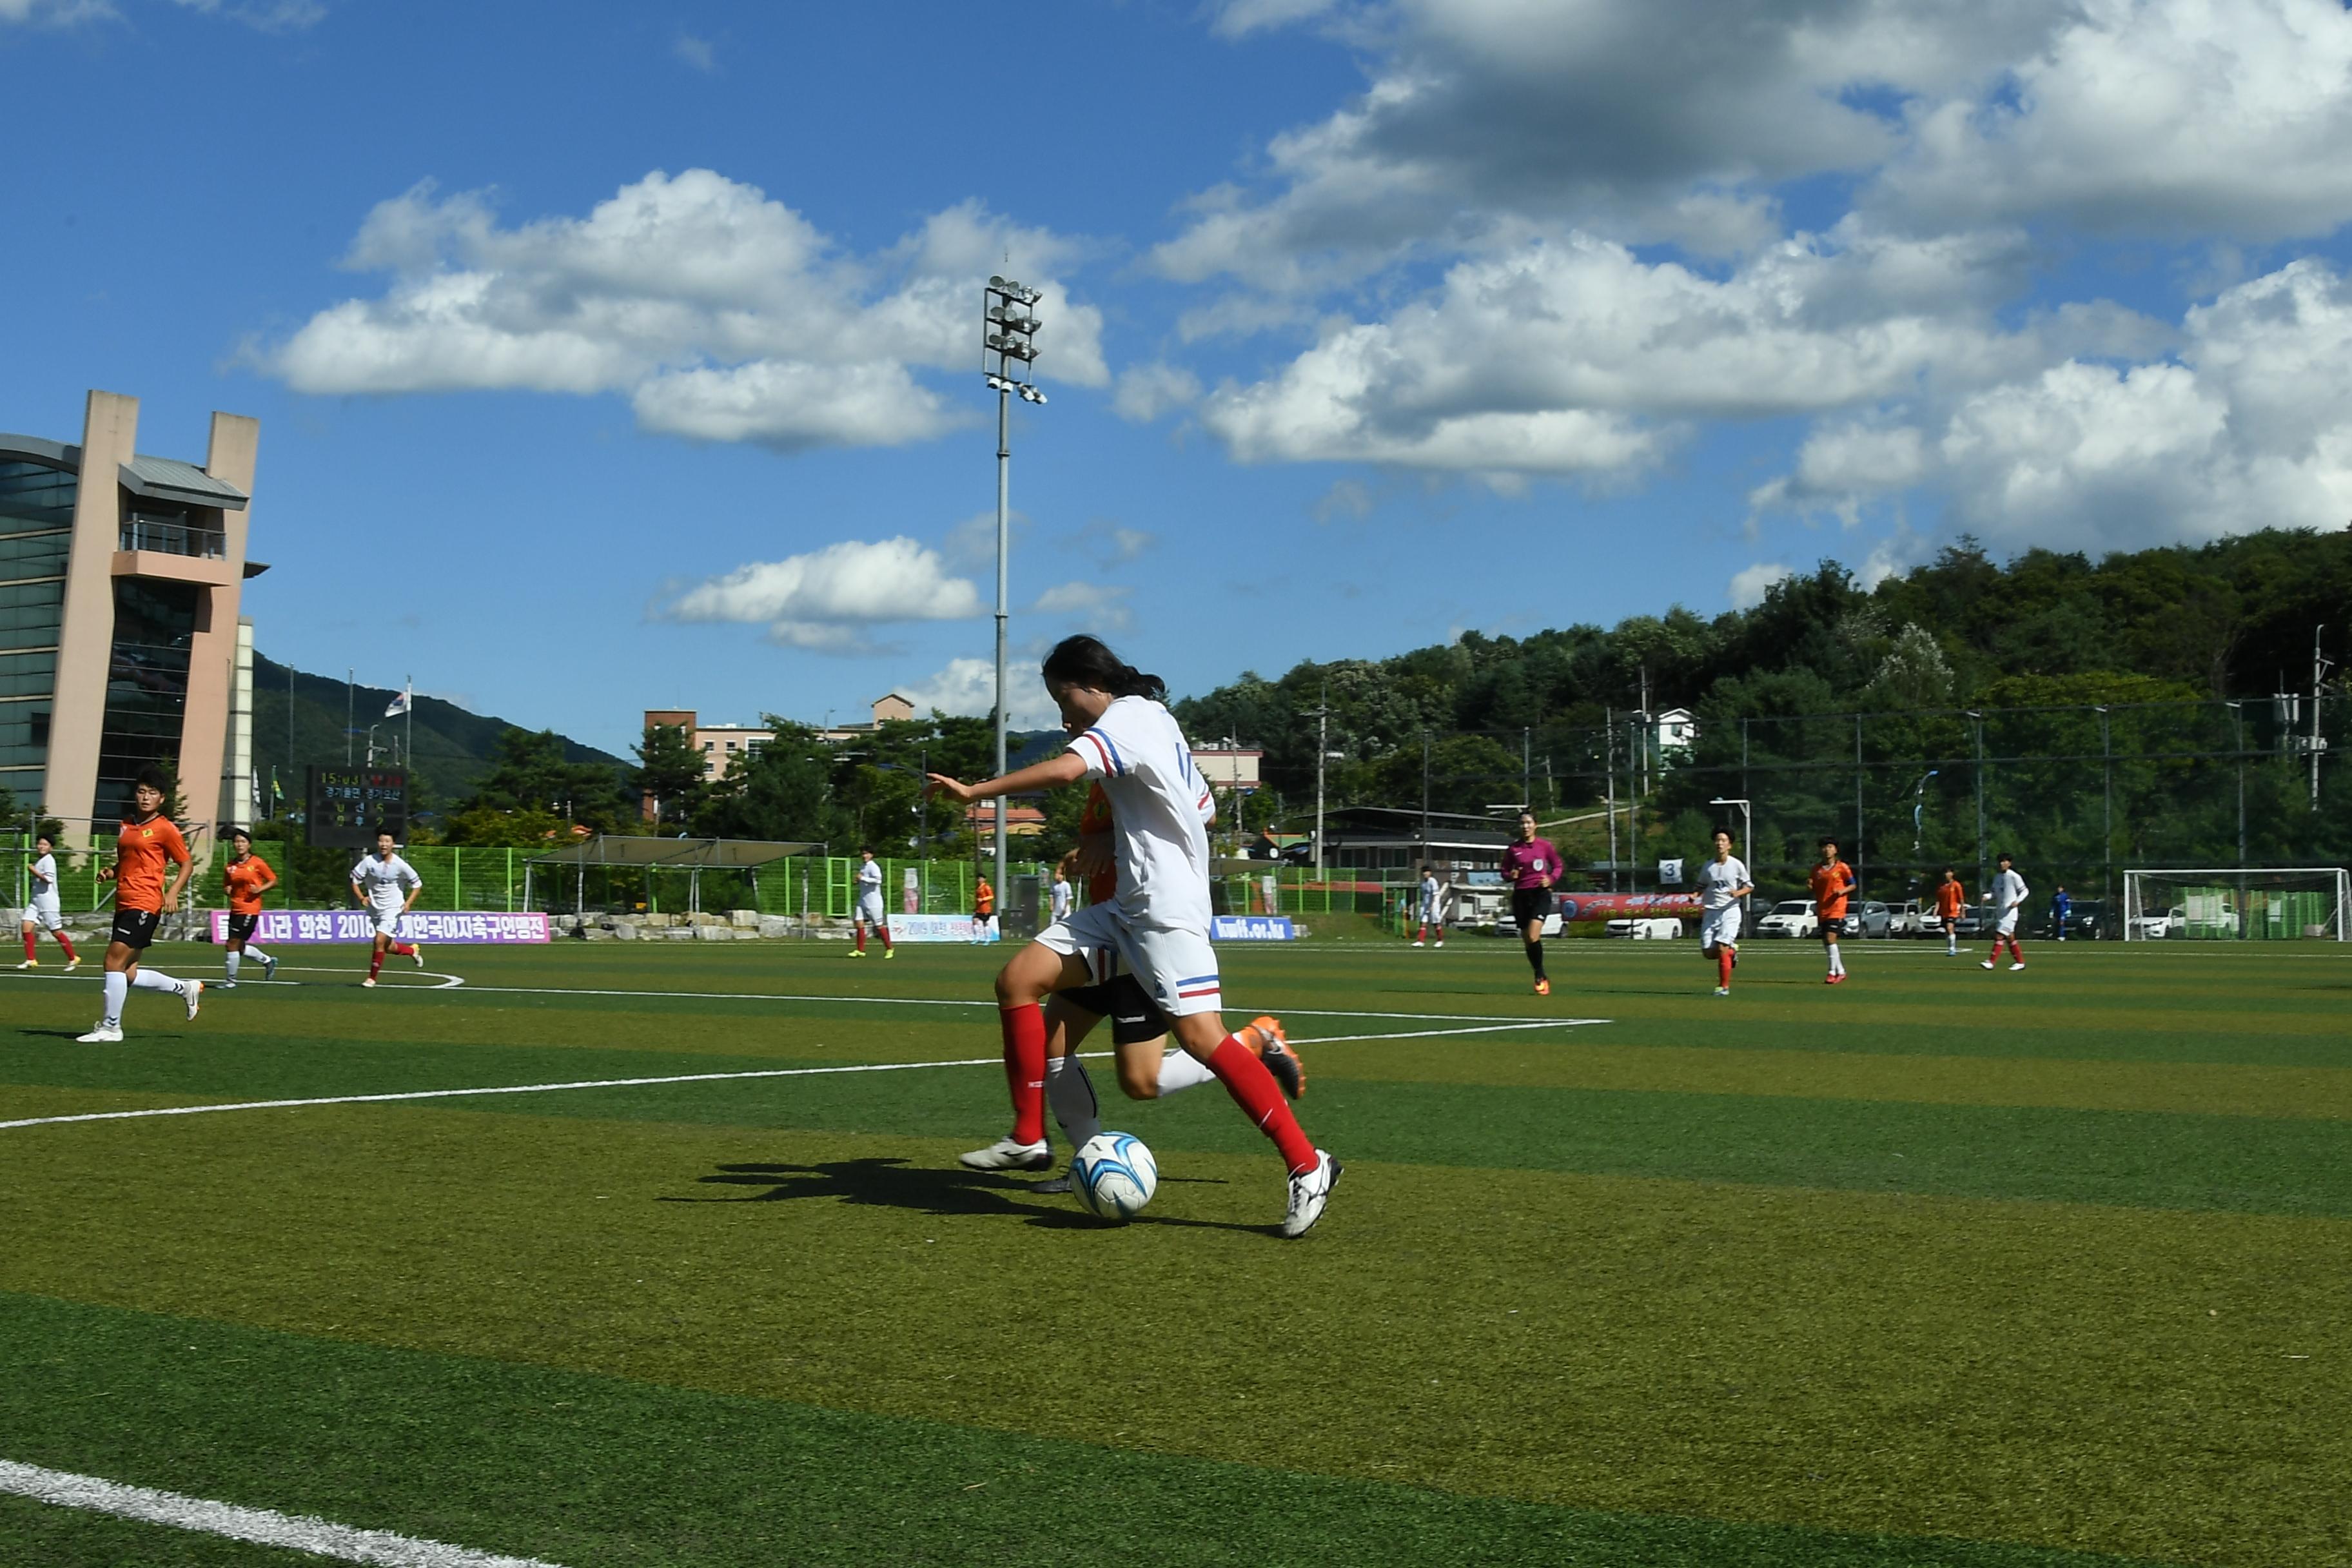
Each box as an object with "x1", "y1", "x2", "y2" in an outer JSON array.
[{"x1": 8, "y1": 0, "x2": 2352, "y2": 754}]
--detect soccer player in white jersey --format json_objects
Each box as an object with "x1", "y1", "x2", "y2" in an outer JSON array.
[
  {"x1": 1048, "y1": 863, "x2": 1073, "y2": 924},
  {"x1": 849, "y1": 847, "x2": 894, "y2": 959},
  {"x1": 1412, "y1": 865, "x2": 1447, "y2": 947},
  {"x1": 16, "y1": 832, "x2": 79, "y2": 970},
  {"x1": 350, "y1": 828, "x2": 425, "y2": 986},
  {"x1": 1696, "y1": 828, "x2": 1752, "y2": 996},
  {"x1": 1983, "y1": 852, "x2": 2030, "y2": 972},
  {"x1": 926, "y1": 634, "x2": 1339, "y2": 1237}
]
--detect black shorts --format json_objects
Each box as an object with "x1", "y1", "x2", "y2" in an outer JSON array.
[
  {"x1": 1510, "y1": 888, "x2": 1555, "y2": 928},
  {"x1": 110, "y1": 908, "x2": 162, "y2": 952},
  {"x1": 227, "y1": 912, "x2": 260, "y2": 944},
  {"x1": 1059, "y1": 973, "x2": 1171, "y2": 1046}
]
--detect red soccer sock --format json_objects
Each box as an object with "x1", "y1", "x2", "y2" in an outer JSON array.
[
  {"x1": 999, "y1": 1003, "x2": 1047, "y2": 1146},
  {"x1": 881, "y1": 928, "x2": 893, "y2": 950},
  {"x1": 854, "y1": 926, "x2": 866, "y2": 952},
  {"x1": 2007, "y1": 937, "x2": 2025, "y2": 963},
  {"x1": 54, "y1": 932, "x2": 75, "y2": 960},
  {"x1": 1207, "y1": 1036, "x2": 1318, "y2": 1176},
  {"x1": 1718, "y1": 948, "x2": 1734, "y2": 988},
  {"x1": 21, "y1": 930, "x2": 34, "y2": 962},
  {"x1": 393, "y1": 942, "x2": 418, "y2": 957},
  {"x1": 1415, "y1": 923, "x2": 1427, "y2": 943},
  {"x1": 368, "y1": 952, "x2": 385, "y2": 978}
]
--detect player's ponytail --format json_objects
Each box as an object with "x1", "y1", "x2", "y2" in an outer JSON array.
[{"x1": 1041, "y1": 635, "x2": 1166, "y2": 703}]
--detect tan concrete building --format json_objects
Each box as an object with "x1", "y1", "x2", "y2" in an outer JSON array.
[{"x1": 1, "y1": 390, "x2": 261, "y2": 843}]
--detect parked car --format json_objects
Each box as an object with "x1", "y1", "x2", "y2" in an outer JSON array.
[
  {"x1": 1951, "y1": 898, "x2": 1993, "y2": 938},
  {"x1": 2046, "y1": 899, "x2": 2107, "y2": 941},
  {"x1": 1605, "y1": 917, "x2": 1683, "y2": 939},
  {"x1": 1493, "y1": 910, "x2": 1565, "y2": 939},
  {"x1": 1841, "y1": 899, "x2": 1892, "y2": 938},
  {"x1": 1756, "y1": 899, "x2": 1818, "y2": 938},
  {"x1": 2132, "y1": 905, "x2": 2186, "y2": 939},
  {"x1": 1885, "y1": 899, "x2": 1943, "y2": 938}
]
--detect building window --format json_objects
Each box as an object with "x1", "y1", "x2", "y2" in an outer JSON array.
[
  {"x1": 0, "y1": 460, "x2": 77, "y2": 535},
  {"x1": 93, "y1": 578, "x2": 199, "y2": 821}
]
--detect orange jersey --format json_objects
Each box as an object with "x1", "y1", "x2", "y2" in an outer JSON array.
[
  {"x1": 1079, "y1": 782, "x2": 1116, "y2": 903},
  {"x1": 113, "y1": 815, "x2": 190, "y2": 914},
  {"x1": 224, "y1": 853, "x2": 277, "y2": 916},
  {"x1": 1808, "y1": 859, "x2": 1855, "y2": 919},
  {"x1": 1934, "y1": 881, "x2": 1966, "y2": 919},
  {"x1": 975, "y1": 878, "x2": 995, "y2": 916}
]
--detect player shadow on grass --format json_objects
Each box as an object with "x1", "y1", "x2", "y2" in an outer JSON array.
[{"x1": 664, "y1": 1158, "x2": 1271, "y2": 1235}]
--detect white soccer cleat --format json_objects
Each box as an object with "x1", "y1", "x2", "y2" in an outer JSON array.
[
  {"x1": 1282, "y1": 1150, "x2": 1340, "y2": 1239},
  {"x1": 1980, "y1": 959, "x2": 1996, "y2": 970},
  {"x1": 259, "y1": 954, "x2": 279, "y2": 979},
  {"x1": 77, "y1": 1024, "x2": 122, "y2": 1043},
  {"x1": 2010, "y1": 962, "x2": 2026, "y2": 971},
  {"x1": 959, "y1": 1137, "x2": 1051, "y2": 1172},
  {"x1": 360, "y1": 976, "x2": 377, "y2": 988},
  {"x1": 412, "y1": 943, "x2": 427, "y2": 968},
  {"x1": 63, "y1": 957, "x2": 81, "y2": 972},
  {"x1": 214, "y1": 979, "x2": 237, "y2": 990},
  {"x1": 182, "y1": 979, "x2": 202, "y2": 1020},
  {"x1": 1714, "y1": 986, "x2": 1730, "y2": 997},
  {"x1": 1411, "y1": 940, "x2": 1424, "y2": 948},
  {"x1": 12, "y1": 959, "x2": 32, "y2": 970},
  {"x1": 1434, "y1": 939, "x2": 1444, "y2": 948}
]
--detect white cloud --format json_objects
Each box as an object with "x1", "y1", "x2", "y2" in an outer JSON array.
[
  {"x1": 1068, "y1": 519, "x2": 1156, "y2": 567},
  {"x1": 658, "y1": 537, "x2": 985, "y2": 652},
  {"x1": 1029, "y1": 580, "x2": 1133, "y2": 631},
  {"x1": 1111, "y1": 362, "x2": 1202, "y2": 423},
  {"x1": 1197, "y1": 223, "x2": 2060, "y2": 475},
  {"x1": 170, "y1": 0, "x2": 323, "y2": 30},
  {"x1": 1729, "y1": 562, "x2": 1792, "y2": 611},
  {"x1": 1757, "y1": 259, "x2": 2352, "y2": 551},
  {"x1": 1872, "y1": 0, "x2": 2352, "y2": 240},
  {"x1": 0, "y1": 0, "x2": 113, "y2": 22},
  {"x1": 672, "y1": 32, "x2": 716, "y2": 72},
  {"x1": 897, "y1": 656, "x2": 1062, "y2": 729},
  {"x1": 257, "y1": 171, "x2": 1106, "y2": 453}
]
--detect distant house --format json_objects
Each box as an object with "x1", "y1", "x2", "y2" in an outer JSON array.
[
  {"x1": 818, "y1": 692, "x2": 916, "y2": 743},
  {"x1": 642, "y1": 709, "x2": 769, "y2": 788},
  {"x1": 965, "y1": 802, "x2": 1047, "y2": 837},
  {"x1": 1654, "y1": 707, "x2": 1697, "y2": 764}
]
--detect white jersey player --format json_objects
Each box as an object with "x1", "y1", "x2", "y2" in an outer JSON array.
[
  {"x1": 350, "y1": 830, "x2": 425, "y2": 986},
  {"x1": 1048, "y1": 867, "x2": 1073, "y2": 923},
  {"x1": 16, "y1": 832, "x2": 81, "y2": 970},
  {"x1": 849, "y1": 847, "x2": 893, "y2": 958},
  {"x1": 925, "y1": 634, "x2": 1339, "y2": 1238},
  {"x1": 1696, "y1": 829, "x2": 1752, "y2": 997},
  {"x1": 1984, "y1": 852, "x2": 2030, "y2": 972},
  {"x1": 1413, "y1": 868, "x2": 1447, "y2": 947}
]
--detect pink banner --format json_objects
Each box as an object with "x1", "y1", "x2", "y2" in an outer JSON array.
[
  {"x1": 1552, "y1": 892, "x2": 1703, "y2": 923},
  {"x1": 208, "y1": 910, "x2": 549, "y2": 945}
]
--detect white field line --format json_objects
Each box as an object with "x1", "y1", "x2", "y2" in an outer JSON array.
[
  {"x1": 0, "y1": 1017, "x2": 1611, "y2": 1133},
  {"x1": 0, "y1": 1457, "x2": 564, "y2": 1568}
]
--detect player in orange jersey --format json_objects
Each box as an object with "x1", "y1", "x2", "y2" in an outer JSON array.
[
  {"x1": 971, "y1": 871, "x2": 997, "y2": 944},
  {"x1": 218, "y1": 827, "x2": 280, "y2": 988},
  {"x1": 1934, "y1": 867, "x2": 1966, "y2": 956},
  {"x1": 1808, "y1": 836, "x2": 1856, "y2": 985},
  {"x1": 77, "y1": 765, "x2": 203, "y2": 1042}
]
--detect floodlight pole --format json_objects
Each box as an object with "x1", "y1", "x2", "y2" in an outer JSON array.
[{"x1": 993, "y1": 378, "x2": 1010, "y2": 901}]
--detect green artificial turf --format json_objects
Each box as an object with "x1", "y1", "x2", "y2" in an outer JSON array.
[
  {"x1": 0, "y1": 1292, "x2": 2180, "y2": 1568},
  {"x1": 3, "y1": 938, "x2": 2348, "y2": 1567}
]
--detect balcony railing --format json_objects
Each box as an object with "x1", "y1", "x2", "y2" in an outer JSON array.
[{"x1": 119, "y1": 513, "x2": 226, "y2": 560}]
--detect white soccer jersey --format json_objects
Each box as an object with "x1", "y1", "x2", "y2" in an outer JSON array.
[
  {"x1": 352, "y1": 852, "x2": 422, "y2": 910},
  {"x1": 1697, "y1": 856, "x2": 1750, "y2": 912},
  {"x1": 1050, "y1": 878, "x2": 1073, "y2": 920},
  {"x1": 858, "y1": 859, "x2": 883, "y2": 896},
  {"x1": 1066, "y1": 696, "x2": 1215, "y2": 932},
  {"x1": 1993, "y1": 868, "x2": 2029, "y2": 914},
  {"x1": 1419, "y1": 876, "x2": 1440, "y2": 917}
]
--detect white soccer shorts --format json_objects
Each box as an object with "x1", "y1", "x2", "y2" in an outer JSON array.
[
  {"x1": 856, "y1": 890, "x2": 885, "y2": 926},
  {"x1": 24, "y1": 895, "x2": 64, "y2": 932},
  {"x1": 1995, "y1": 911, "x2": 2021, "y2": 937},
  {"x1": 368, "y1": 906, "x2": 405, "y2": 939},
  {"x1": 1037, "y1": 901, "x2": 1224, "y2": 1019},
  {"x1": 1699, "y1": 905, "x2": 1741, "y2": 951}
]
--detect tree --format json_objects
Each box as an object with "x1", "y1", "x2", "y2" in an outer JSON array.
[
  {"x1": 692, "y1": 721, "x2": 841, "y2": 845},
  {"x1": 632, "y1": 723, "x2": 708, "y2": 830},
  {"x1": 453, "y1": 728, "x2": 629, "y2": 833}
]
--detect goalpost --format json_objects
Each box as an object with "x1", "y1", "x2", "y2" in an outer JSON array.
[{"x1": 2121, "y1": 868, "x2": 2350, "y2": 942}]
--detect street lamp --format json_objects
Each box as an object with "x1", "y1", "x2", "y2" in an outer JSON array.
[
  {"x1": 1910, "y1": 769, "x2": 1939, "y2": 857},
  {"x1": 982, "y1": 275, "x2": 1046, "y2": 903}
]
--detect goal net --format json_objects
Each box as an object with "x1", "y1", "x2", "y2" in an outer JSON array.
[{"x1": 2121, "y1": 868, "x2": 2350, "y2": 942}]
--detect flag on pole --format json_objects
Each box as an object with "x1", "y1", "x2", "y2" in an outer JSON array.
[{"x1": 385, "y1": 685, "x2": 411, "y2": 718}]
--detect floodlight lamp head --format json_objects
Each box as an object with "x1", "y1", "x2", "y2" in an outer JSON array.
[
  {"x1": 989, "y1": 275, "x2": 1006, "y2": 288},
  {"x1": 1019, "y1": 386, "x2": 1047, "y2": 406}
]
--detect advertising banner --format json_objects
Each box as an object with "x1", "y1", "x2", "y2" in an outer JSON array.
[
  {"x1": 208, "y1": 910, "x2": 549, "y2": 945},
  {"x1": 1551, "y1": 892, "x2": 1701, "y2": 924},
  {"x1": 1211, "y1": 915, "x2": 1297, "y2": 941},
  {"x1": 887, "y1": 914, "x2": 989, "y2": 943}
]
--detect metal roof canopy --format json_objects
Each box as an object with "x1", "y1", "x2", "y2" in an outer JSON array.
[{"x1": 525, "y1": 835, "x2": 823, "y2": 870}]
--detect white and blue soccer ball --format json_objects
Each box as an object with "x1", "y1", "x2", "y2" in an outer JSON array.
[{"x1": 1071, "y1": 1132, "x2": 1158, "y2": 1220}]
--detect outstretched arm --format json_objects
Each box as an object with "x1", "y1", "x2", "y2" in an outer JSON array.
[{"x1": 926, "y1": 751, "x2": 1087, "y2": 805}]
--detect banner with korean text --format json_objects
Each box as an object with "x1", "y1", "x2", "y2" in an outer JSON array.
[{"x1": 208, "y1": 910, "x2": 549, "y2": 945}]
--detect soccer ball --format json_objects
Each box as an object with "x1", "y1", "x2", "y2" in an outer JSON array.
[{"x1": 1071, "y1": 1132, "x2": 1158, "y2": 1220}]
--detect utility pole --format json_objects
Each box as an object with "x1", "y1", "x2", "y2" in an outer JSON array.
[
  {"x1": 1604, "y1": 709, "x2": 1618, "y2": 892},
  {"x1": 2313, "y1": 624, "x2": 2333, "y2": 811},
  {"x1": 1420, "y1": 730, "x2": 1431, "y2": 867},
  {"x1": 345, "y1": 669, "x2": 353, "y2": 763},
  {"x1": 1970, "y1": 710, "x2": 1987, "y2": 896},
  {"x1": 982, "y1": 275, "x2": 1046, "y2": 908},
  {"x1": 1309, "y1": 683, "x2": 1331, "y2": 880}
]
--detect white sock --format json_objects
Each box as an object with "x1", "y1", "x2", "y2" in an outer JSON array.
[
  {"x1": 1157, "y1": 1048, "x2": 1218, "y2": 1095},
  {"x1": 102, "y1": 971, "x2": 127, "y2": 1027},
  {"x1": 1045, "y1": 1054, "x2": 1101, "y2": 1150},
  {"x1": 246, "y1": 944, "x2": 270, "y2": 966},
  {"x1": 131, "y1": 968, "x2": 181, "y2": 993},
  {"x1": 1826, "y1": 943, "x2": 1843, "y2": 975},
  {"x1": 225, "y1": 951, "x2": 240, "y2": 981}
]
